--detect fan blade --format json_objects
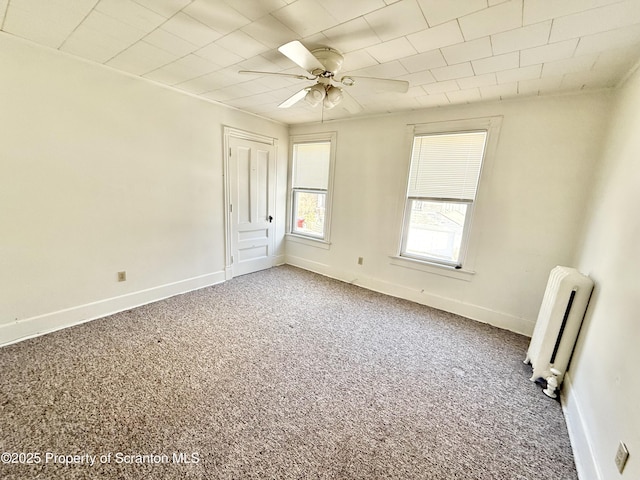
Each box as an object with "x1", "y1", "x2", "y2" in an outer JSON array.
[
  {"x1": 340, "y1": 76, "x2": 409, "y2": 93},
  {"x1": 239, "y1": 70, "x2": 315, "y2": 80},
  {"x1": 278, "y1": 88, "x2": 308, "y2": 108},
  {"x1": 278, "y1": 41, "x2": 325, "y2": 74},
  {"x1": 340, "y1": 89, "x2": 363, "y2": 114}
]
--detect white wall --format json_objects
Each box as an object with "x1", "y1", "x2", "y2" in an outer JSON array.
[
  {"x1": 0, "y1": 34, "x2": 288, "y2": 345},
  {"x1": 564, "y1": 66, "x2": 640, "y2": 479},
  {"x1": 287, "y1": 92, "x2": 611, "y2": 336}
]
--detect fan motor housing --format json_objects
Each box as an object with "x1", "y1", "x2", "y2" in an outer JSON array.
[{"x1": 311, "y1": 47, "x2": 344, "y2": 75}]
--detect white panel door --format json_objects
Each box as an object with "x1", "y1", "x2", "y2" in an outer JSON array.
[{"x1": 229, "y1": 135, "x2": 276, "y2": 277}]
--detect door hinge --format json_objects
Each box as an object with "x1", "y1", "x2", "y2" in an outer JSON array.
[
  {"x1": 230, "y1": 255, "x2": 234, "y2": 264},
  {"x1": 229, "y1": 204, "x2": 233, "y2": 213},
  {"x1": 229, "y1": 147, "x2": 232, "y2": 157}
]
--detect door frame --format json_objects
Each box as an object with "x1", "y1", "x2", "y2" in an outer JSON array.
[{"x1": 223, "y1": 126, "x2": 278, "y2": 280}]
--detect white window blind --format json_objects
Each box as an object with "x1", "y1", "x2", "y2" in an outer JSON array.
[
  {"x1": 292, "y1": 142, "x2": 330, "y2": 189},
  {"x1": 408, "y1": 131, "x2": 487, "y2": 201}
]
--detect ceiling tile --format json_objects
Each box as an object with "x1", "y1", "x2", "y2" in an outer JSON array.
[
  {"x1": 491, "y1": 20, "x2": 551, "y2": 55},
  {"x1": 271, "y1": 0, "x2": 338, "y2": 37},
  {"x1": 456, "y1": 72, "x2": 497, "y2": 89},
  {"x1": 215, "y1": 30, "x2": 270, "y2": 59},
  {"x1": 541, "y1": 54, "x2": 598, "y2": 77},
  {"x1": 322, "y1": 17, "x2": 381, "y2": 53},
  {"x1": 60, "y1": 10, "x2": 146, "y2": 63},
  {"x1": 107, "y1": 40, "x2": 178, "y2": 75},
  {"x1": 143, "y1": 28, "x2": 198, "y2": 56},
  {"x1": 0, "y1": 0, "x2": 7, "y2": 26},
  {"x1": 364, "y1": 0, "x2": 429, "y2": 42},
  {"x1": 162, "y1": 12, "x2": 222, "y2": 47},
  {"x1": 441, "y1": 37, "x2": 492, "y2": 64},
  {"x1": 399, "y1": 49, "x2": 447, "y2": 73},
  {"x1": 350, "y1": 60, "x2": 409, "y2": 78},
  {"x1": 517, "y1": 75, "x2": 563, "y2": 94},
  {"x1": 471, "y1": 51, "x2": 519, "y2": 74},
  {"x1": 342, "y1": 50, "x2": 379, "y2": 72},
  {"x1": 3, "y1": 0, "x2": 96, "y2": 48},
  {"x1": 237, "y1": 56, "x2": 285, "y2": 75},
  {"x1": 144, "y1": 54, "x2": 218, "y2": 85},
  {"x1": 446, "y1": 87, "x2": 482, "y2": 104},
  {"x1": 240, "y1": 14, "x2": 299, "y2": 49},
  {"x1": 131, "y1": 0, "x2": 192, "y2": 18},
  {"x1": 479, "y1": 81, "x2": 518, "y2": 99},
  {"x1": 523, "y1": 0, "x2": 625, "y2": 26},
  {"x1": 220, "y1": 0, "x2": 287, "y2": 21},
  {"x1": 416, "y1": 93, "x2": 450, "y2": 107},
  {"x1": 496, "y1": 63, "x2": 541, "y2": 83},
  {"x1": 407, "y1": 20, "x2": 465, "y2": 52},
  {"x1": 575, "y1": 24, "x2": 640, "y2": 56},
  {"x1": 300, "y1": 32, "x2": 330, "y2": 49},
  {"x1": 423, "y1": 79, "x2": 460, "y2": 94},
  {"x1": 183, "y1": 0, "x2": 252, "y2": 36},
  {"x1": 366, "y1": 37, "x2": 418, "y2": 63},
  {"x1": 95, "y1": 0, "x2": 165, "y2": 32},
  {"x1": 549, "y1": 1, "x2": 640, "y2": 43},
  {"x1": 319, "y1": 0, "x2": 386, "y2": 23},
  {"x1": 417, "y1": 0, "x2": 487, "y2": 27},
  {"x1": 593, "y1": 46, "x2": 640, "y2": 73},
  {"x1": 175, "y1": 70, "x2": 239, "y2": 94},
  {"x1": 195, "y1": 42, "x2": 244, "y2": 67},
  {"x1": 431, "y1": 62, "x2": 475, "y2": 81},
  {"x1": 520, "y1": 39, "x2": 577, "y2": 66},
  {"x1": 561, "y1": 69, "x2": 620, "y2": 89},
  {"x1": 399, "y1": 69, "x2": 437, "y2": 86},
  {"x1": 459, "y1": 0, "x2": 523, "y2": 41}
]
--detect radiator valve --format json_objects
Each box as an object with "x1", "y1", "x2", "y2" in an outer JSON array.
[{"x1": 543, "y1": 367, "x2": 562, "y2": 398}]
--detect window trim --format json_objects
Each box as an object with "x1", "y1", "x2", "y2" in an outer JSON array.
[
  {"x1": 287, "y1": 132, "x2": 337, "y2": 244},
  {"x1": 395, "y1": 116, "x2": 502, "y2": 274}
]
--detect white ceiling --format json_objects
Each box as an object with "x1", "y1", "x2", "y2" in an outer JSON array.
[{"x1": 2, "y1": 0, "x2": 640, "y2": 124}]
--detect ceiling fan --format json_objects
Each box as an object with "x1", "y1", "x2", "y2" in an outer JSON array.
[{"x1": 239, "y1": 41, "x2": 410, "y2": 113}]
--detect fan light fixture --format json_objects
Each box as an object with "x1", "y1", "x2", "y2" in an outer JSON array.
[
  {"x1": 305, "y1": 83, "x2": 325, "y2": 107},
  {"x1": 323, "y1": 85, "x2": 343, "y2": 109}
]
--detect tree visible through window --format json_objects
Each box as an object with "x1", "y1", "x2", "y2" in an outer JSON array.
[{"x1": 401, "y1": 130, "x2": 487, "y2": 267}]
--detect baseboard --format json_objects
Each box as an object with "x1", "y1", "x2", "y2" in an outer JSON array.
[
  {"x1": 0, "y1": 271, "x2": 226, "y2": 348},
  {"x1": 284, "y1": 255, "x2": 534, "y2": 336},
  {"x1": 561, "y1": 372, "x2": 602, "y2": 480}
]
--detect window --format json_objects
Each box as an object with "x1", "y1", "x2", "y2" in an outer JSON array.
[
  {"x1": 289, "y1": 134, "x2": 336, "y2": 241},
  {"x1": 400, "y1": 128, "x2": 489, "y2": 268}
]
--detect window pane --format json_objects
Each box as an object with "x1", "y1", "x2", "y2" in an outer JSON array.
[
  {"x1": 293, "y1": 191, "x2": 326, "y2": 237},
  {"x1": 293, "y1": 142, "x2": 331, "y2": 189},
  {"x1": 404, "y1": 200, "x2": 468, "y2": 264}
]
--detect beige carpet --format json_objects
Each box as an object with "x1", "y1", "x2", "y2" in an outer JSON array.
[{"x1": 0, "y1": 265, "x2": 577, "y2": 479}]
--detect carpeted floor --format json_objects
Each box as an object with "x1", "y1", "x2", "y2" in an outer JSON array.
[{"x1": 0, "y1": 265, "x2": 577, "y2": 479}]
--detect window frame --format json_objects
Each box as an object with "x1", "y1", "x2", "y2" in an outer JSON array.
[
  {"x1": 395, "y1": 117, "x2": 502, "y2": 275},
  {"x1": 400, "y1": 197, "x2": 475, "y2": 267},
  {"x1": 287, "y1": 132, "x2": 337, "y2": 245}
]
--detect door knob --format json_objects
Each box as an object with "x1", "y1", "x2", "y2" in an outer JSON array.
[{"x1": 268, "y1": 215, "x2": 273, "y2": 223}]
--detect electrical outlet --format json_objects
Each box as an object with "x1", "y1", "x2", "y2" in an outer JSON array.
[
  {"x1": 615, "y1": 441, "x2": 629, "y2": 474},
  {"x1": 117, "y1": 271, "x2": 127, "y2": 282},
  {"x1": 357, "y1": 257, "x2": 363, "y2": 265}
]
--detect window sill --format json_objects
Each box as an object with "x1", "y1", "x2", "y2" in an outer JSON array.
[
  {"x1": 389, "y1": 255, "x2": 475, "y2": 281},
  {"x1": 285, "y1": 233, "x2": 331, "y2": 250}
]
